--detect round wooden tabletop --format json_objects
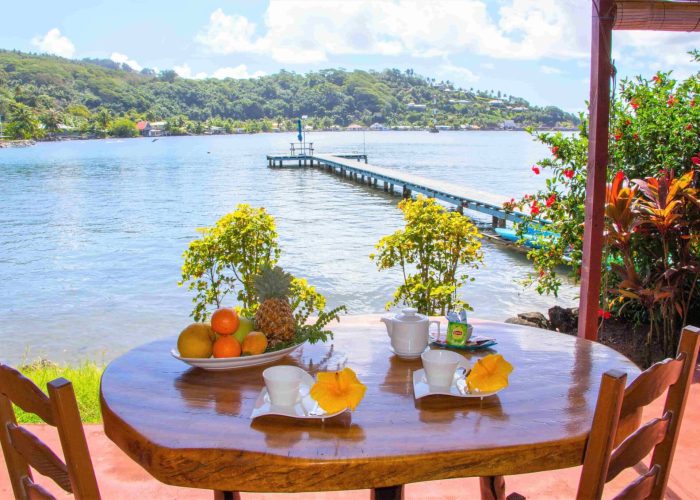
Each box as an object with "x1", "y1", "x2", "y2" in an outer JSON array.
[{"x1": 100, "y1": 317, "x2": 640, "y2": 493}]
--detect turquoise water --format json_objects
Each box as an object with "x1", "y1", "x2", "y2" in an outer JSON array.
[{"x1": 0, "y1": 131, "x2": 576, "y2": 363}]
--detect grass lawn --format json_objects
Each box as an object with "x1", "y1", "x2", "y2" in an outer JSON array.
[{"x1": 14, "y1": 361, "x2": 104, "y2": 423}]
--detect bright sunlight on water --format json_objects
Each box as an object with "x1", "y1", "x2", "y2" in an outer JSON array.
[{"x1": 0, "y1": 131, "x2": 577, "y2": 363}]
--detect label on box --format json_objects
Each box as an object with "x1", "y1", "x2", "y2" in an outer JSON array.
[{"x1": 446, "y1": 321, "x2": 471, "y2": 347}]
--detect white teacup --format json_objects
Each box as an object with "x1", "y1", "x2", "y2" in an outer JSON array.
[
  {"x1": 421, "y1": 350, "x2": 469, "y2": 388},
  {"x1": 263, "y1": 366, "x2": 303, "y2": 406}
]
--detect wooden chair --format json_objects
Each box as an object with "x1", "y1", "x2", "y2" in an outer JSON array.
[
  {"x1": 577, "y1": 325, "x2": 700, "y2": 500},
  {"x1": 0, "y1": 364, "x2": 100, "y2": 499}
]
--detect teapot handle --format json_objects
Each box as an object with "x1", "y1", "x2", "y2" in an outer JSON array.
[{"x1": 429, "y1": 320, "x2": 441, "y2": 341}]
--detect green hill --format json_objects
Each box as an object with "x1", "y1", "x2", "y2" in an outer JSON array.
[{"x1": 0, "y1": 50, "x2": 579, "y2": 139}]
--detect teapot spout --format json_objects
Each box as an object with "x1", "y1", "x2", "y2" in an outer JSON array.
[{"x1": 380, "y1": 317, "x2": 393, "y2": 338}]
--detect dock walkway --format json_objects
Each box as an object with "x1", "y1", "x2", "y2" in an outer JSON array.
[{"x1": 266, "y1": 153, "x2": 532, "y2": 226}]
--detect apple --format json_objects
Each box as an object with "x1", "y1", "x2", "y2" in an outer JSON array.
[{"x1": 233, "y1": 316, "x2": 254, "y2": 344}]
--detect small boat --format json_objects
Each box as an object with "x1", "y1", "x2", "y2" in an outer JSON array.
[{"x1": 494, "y1": 226, "x2": 558, "y2": 249}]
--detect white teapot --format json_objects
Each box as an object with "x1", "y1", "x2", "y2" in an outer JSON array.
[{"x1": 381, "y1": 308, "x2": 441, "y2": 359}]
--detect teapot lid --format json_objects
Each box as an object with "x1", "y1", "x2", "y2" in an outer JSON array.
[{"x1": 395, "y1": 307, "x2": 427, "y2": 322}]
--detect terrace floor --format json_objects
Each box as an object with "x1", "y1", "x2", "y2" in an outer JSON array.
[{"x1": 2, "y1": 319, "x2": 699, "y2": 499}]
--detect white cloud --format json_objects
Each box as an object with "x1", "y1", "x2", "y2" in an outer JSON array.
[
  {"x1": 173, "y1": 63, "x2": 207, "y2": 79},
  {"x1": 440, "y1": 62, "x2": 479, "y2": 84},
  {"x1": 110, "y1": 52, "x2": 143, "y2": 71},
  {"x1": 195, "y1": 1, "x2": 590, "y2": 64},
  {"x1": 31, "y1": 28, "x2": 75, "y2": 58},
  {"x1": 615, "y1": 31, "x2": 698, "y2": 79},
  {"x1": 173, "y1": 63, "x2": 265, "y2": 80},
  {"x1": 212, "y1": 65, "x2": 266, "y2": 79},
  {"x1": 540, "y1": 65, "x2": 563, "y2": 75}
]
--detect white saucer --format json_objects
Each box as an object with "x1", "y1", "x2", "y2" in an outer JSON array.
[
  {"x1": 412, "y1": 368, "x2": 503, "y2": 399},
  {"x1": 250, "y1": 367, "x2": 347, "y2": 420},
  {"x1": 390, "y1": 345, "x2": 430, "y2": 359}
]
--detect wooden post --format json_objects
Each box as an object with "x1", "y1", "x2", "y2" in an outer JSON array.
[
  {"x1": 491, "y1": 216, "x2": 499, "y2": 229},
  {"x1": 384, "y1": 181, "x2": 388, "y2": 192},
  {"x1": 578, "y1": 0, "x2": 615, "y2": 341},
  {"x1": 402, "y1": 186, "x2": 411, "y2": 199},
  {"x1": 457, "y1": 205, "x2": 464, "y2": 215}
]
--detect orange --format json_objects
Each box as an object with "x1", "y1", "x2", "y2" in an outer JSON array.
[
  {"x1": 212, "y1": 336, "x2": 241, "y2": 358},
  {"x1": 211, "y1": 308, "x2": 239, "y2": 335},
  {"x1": 242, "y1": 331, "x2": 268, "y2": 356}
]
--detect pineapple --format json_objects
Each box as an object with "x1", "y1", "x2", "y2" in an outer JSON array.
[{"x1": 254, "y1": 266, "x2": 296, "y2": 344}]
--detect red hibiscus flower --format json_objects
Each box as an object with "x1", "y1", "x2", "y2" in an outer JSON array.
[
  {"x1": 624, "y1": 119, "x2": 631, "y2": 126},
  {"x1": 551, "y1": 146, "x2": 559, "y2": 157},
  {"x1": 687, "y1": 124, "x2": 693, "y2": 131},
  {"x1": 530, "y1": 200, "x2": 540, "y2": 216},
  {"x1": 546, "y1": 194, "x2": 556, "y2": 207},
  {"x1": 666, "y1": 95, "x2": 677, "y2": 106},
  {"x1": 630, "y1": 98, "x2": 640, "y2": 110},
  {"x1": 531, "y1": 165, "x2": 540, "y2": 175},
  {"x1": 614, "y1": 131, "x2": 622, "y2": 141},
  {"x1": 692, "y1": 156, "x2": 700, "y2": 165},
  {"x1": 538, "y1": 269, "x2": 545, "y2": 278},
  {"x1": 563, "y1": 169, "x2": 575, "y2": 179},
  {"x1": 633, "y1": 133, "x2": 639, "y2": 140},
  {"x1": 598, "y1": 308, "x2": 612, "y2": 320},
  {"x1": 614, "y1": 171, "x2": 625, "y2": 183},
  {"x1": 692, "y1": 99, "x2": 697, "y2": 107},
  {"x1": 652, "y1": 75, "x2": 661, "y2": 84}
]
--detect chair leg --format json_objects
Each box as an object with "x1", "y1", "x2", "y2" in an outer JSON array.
[
  {"x1": 213, "y1": 491, "x2": 241, "y2": 500},
  {"x1": 372, "y1": 484, "x2": 404, "y2": 500},
  {"x1": 480, "y1": 475, "x2": 506, "y2": 500}
]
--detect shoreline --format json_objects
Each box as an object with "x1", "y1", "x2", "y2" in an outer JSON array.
[{"x1": 0, "y1": 127, "x2": 580, "y2": 146}]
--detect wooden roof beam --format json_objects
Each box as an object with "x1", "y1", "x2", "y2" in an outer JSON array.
[{"x1": 614, "y1": 0, "x2": 700, "y2": 31}]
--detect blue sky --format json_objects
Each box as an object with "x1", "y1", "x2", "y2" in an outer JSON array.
[{"x1": 1, "y1": 0, "x2": 698, "y2": 112}]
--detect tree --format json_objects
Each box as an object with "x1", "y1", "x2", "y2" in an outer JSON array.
[
  {"x1": 6, "y1": 102, "x2": 41, "y2": 139},
  {"x1": 371, "y1": 196, "x2": 483, "y2": 315},
  {"x1": 108, "y1": 118, "x2": 138, "y2": 137}
]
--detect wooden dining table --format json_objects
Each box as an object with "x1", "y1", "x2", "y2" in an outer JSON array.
[{"x1": 100, "y1": 317, "x2": 640, "y2": 499}]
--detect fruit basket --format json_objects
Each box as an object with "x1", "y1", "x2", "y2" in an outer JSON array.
[
  {"x1": 173, "y1": 266, "x2": 345, "y2": 371},
  {"x1": 171, "y1": 343, "x2": 304, "y2": 371}
]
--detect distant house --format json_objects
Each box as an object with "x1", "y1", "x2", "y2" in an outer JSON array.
[
  {"x1": 346, "y1": 123, "x2": 365, "y2": 131},
  {"x1": 502, "y1": 120, "x2": 517, "y2": 130},
  {"x1": 511, "y1": 106, "x2": 528, "y2": 112},
  {"x1": 208, "y1": 126, "x2": 225, "y2": 135},
  {"x1": 370, "y1": 123, "x2": 387, "y2": 131},
  {"x1": 407, "y1": 103, "x2": 427, "y2": 111},
  {"x1": 436, "y1": 125, "x2": 451, "y2": 131},
  {"x1": 330, "y1": 125, "x2": 342, "y2": 131},
  {"x1": 136, "y1": 121, "x2": 163, "y2": 137},
  {"x1": 488, "y1": 100, "x2": 505, "y2": 108}
]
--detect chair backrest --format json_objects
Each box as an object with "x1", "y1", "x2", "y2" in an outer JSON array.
[
  {"x1": 0, "y1": 364, "x2": 100, "y2": 500},
  {"x1": 577, "y1": 325, "x2": 700, "y2": 500}
]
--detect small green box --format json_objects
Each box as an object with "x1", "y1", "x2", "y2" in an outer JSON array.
[{"x1": 446, "y1": 321, "x2": 472, "y2": 347}]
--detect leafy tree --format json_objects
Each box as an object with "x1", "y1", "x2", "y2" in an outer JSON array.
[
  {"x1": 108, "y1": 117, "x2": 138, "y2": 137},
  {"x1": 371, "y1": 196, "x2": 483, "y2": 315},
  {"x1": 6, "y1": 102, "x2": 41, "y2": 139}
]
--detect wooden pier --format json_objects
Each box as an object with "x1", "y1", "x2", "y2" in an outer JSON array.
[{"x1": 266, "y1": 153, "x2": 531, "y2": 227}]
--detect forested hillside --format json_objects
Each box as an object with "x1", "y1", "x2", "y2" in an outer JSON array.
[{"x1": 0, "y1": 50, "x2": 579, "y2": 139}]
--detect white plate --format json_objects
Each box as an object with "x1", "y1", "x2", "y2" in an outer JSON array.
[
  {"x1": 389, "y1": 345, "x2": 430, "y2": 360},
  {"x1": 412, "y1": 368, "x2": 503, "y2": 399},
  {"x1": 250, "y1": 367, "x2": 347, "y2": 420},
  {"x1": 171, "y1": 342, "x2": 304, "y2": 371}
]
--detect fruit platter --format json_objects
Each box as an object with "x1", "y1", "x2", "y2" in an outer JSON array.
[{"x1": 173, "y1": 266, "x2": 344, "y2": 371}]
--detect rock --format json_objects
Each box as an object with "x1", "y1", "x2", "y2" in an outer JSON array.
[
  {"x1": 516, "y1": 312, "x2": 550, "y2": 329},
  {"x1": 505, "y1": 317, "x2": 542, "y2": 329},
  {"x1": 548, "y1": 306, "x2": 579, "y2": 334}
]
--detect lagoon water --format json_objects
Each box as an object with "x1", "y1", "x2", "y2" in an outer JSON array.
[{"x1": 0, "y1": 131, "x2": 577, "y2": 364}]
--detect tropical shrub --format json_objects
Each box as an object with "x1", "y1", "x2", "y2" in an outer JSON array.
[
  {"x1": 605, "y1": 171, "x2": 700, "y2": 359},
  {"x1": 371, "y1": 196, "x2": 483, "y2": 315},
  {"x1": 179, "y1": 204, "x2": 334, "y2": 325},
  {"x1": 513, "y1": 61, "x2": 700, "y2": 357}
]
